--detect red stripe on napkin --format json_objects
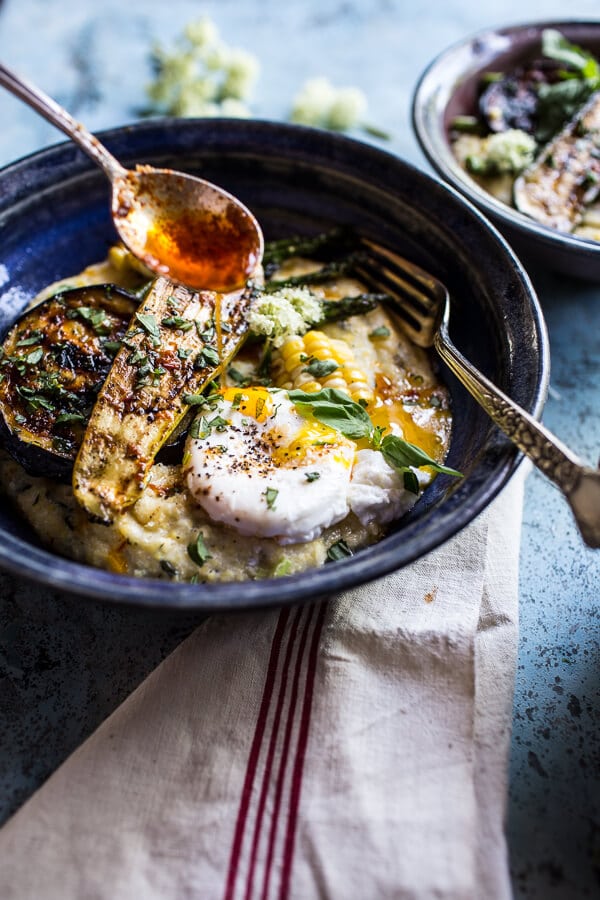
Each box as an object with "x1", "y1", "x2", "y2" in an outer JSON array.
[
  {"x1": 224, "y1": 602, "x2": 326, "y2": 900},
  {"x1": 245, "y1": 606, "x2": 304, "y2": 899},
  {"x1": 259, "y1": 605, "x2": 316, "y2": 900},
  {"x1": 224, "y1": 608, "x2": 291, "y2": 900},
  {"x1": 279, "y1": 602, "x2": 327, "y2": 899}
]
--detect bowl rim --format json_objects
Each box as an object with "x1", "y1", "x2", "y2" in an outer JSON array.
[
  {"x1": 411, "y1": 18, "x2": 600, "y2": 256},
  {"x1": 0, "y1": 118, "x2": 549, "y2": 611}
]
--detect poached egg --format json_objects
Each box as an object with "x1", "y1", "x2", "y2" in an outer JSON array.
[{"x1": 185, "y1": 386, "x2": 418, "y2": 545}]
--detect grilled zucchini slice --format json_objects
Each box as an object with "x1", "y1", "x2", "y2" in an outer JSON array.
[
  {"x1": 514, "y1": 90, "x2": 600, "y2": 232},
  {"x1": 72, "y1": 276, "x2": 253, "y2": 521},
  {"x1": 0, "y1": 285, "x2": 137, "y2": 480}
]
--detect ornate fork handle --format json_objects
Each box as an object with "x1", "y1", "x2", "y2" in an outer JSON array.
[{"x1": 434, "y1": 330, "x2": 600, "y2": 549}]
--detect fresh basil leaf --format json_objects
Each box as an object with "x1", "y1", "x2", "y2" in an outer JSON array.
[
  {"x1": 380, "y1": 434, "x2": 462, "y2": 477},
  {"x1": 288, "y1": 387, "x2": 372, "y2": 439},
  {"x1": 542, "y1": 29, "x2": 600, "y2": 77}
]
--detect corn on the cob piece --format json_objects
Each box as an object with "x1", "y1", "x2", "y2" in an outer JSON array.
[{"x1": 271, "y1": 329, "x2": 373, "y2": 405}]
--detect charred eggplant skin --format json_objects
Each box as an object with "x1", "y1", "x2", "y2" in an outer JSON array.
[{"x1": 0, "y1": 285, "x2": 137, "y2": 480}]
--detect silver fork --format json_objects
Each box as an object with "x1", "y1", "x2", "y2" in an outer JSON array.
[{"x1": 355, "y1": 239, "x2": 600, "y2": 549}]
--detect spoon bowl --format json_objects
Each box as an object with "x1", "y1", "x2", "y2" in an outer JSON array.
[
  {"x1": 0, "y1": 62, "x2": 263, "y2": 292},
  {"x1": 112, "y1": 165, "x2": 263, "y2": 292}
]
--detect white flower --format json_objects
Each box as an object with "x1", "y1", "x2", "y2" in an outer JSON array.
[
  {"x1": 327, "y1": 87, "x2": 367, "y2": 131},
  {"x1": 248, "y1": 288, "x2": 323, "y2": 346},
  {"x1": 290, "y1": 77, "x2": 368, "y2": 132},
  {"x1": 146, "y1": 17, "x2": 260, "y2": 117}
]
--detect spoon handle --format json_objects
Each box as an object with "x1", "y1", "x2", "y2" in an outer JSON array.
[
  {"x1": 0, "y1": 61, "x2": 125, "y2": 181},
  {"x1": 434, "y1": 326, "x2": 600, "y2": 549}
]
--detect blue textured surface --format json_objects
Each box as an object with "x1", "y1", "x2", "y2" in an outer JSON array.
[{"x1": 0, "y1": 1, "x2": 599, "y2": 897}]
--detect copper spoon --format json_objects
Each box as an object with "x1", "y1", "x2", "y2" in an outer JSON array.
[{"x1": 0, "y1": 61, "x2": 263, "y2": 292}]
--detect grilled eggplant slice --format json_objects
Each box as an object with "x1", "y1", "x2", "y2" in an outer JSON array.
[
  {"x1": 0, "y1": 285, "x2": 137, "y2": 480},
  {"x1": 514, "y1": 90, "x2": 600, "y2": 232},
  {"x1": 72, "y1": 276, "x2": 253, "y2": 521}
]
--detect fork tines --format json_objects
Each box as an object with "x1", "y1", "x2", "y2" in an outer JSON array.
[{"x1": 355, "y1": 239, "x2": 445, "y2": 348}]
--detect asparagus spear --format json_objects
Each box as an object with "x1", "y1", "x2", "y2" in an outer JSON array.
[
  {"x1": 262, "y1": 254, "x2": 365, "y2": 292},
  {"x1": 263, "y1": 227, "x2": 351, "y2": 268}
]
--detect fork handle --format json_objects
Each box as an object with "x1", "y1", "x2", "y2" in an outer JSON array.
[{"x1": 434, "y1": 332, "x2": 600, "y2": 548}]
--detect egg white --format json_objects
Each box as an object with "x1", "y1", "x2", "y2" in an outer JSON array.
[{"x1": 186, "y1": 389, "x2": 356, "y2": 544}]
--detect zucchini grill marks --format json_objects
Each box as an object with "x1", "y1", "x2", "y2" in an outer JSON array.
[
  {"x1": 0, "y1": 285, "x2": 137, "y2": 480},
  {"x1": 72, "y1": 276, "x2": 253, "y2": 521},
  {"x1": 514, "y1": 90, "x2": 600, "y2": 231}
]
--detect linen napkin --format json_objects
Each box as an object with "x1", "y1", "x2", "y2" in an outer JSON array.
[{"x1": 0, "y1": 468, "x2": 526, "y2": 900}]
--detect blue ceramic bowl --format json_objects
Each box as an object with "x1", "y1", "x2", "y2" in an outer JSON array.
[
  {"x1": 412, "y1": 20, "x2": 600, "y2": 280},
  {"x1": 0, "y1": 119, "x2": 548, "y2": 610}
]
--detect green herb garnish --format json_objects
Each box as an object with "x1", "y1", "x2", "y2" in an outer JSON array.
[
  {"x1": 327, "y1": 540, "x2": 353, "y2": 561},
  {"x1": 265, "y1": 487, "x2": 278, "y2": 509},
  {"x1": 288, "y1": 387, "x2": 461, "y2": 493},
  {"x1": 135, "y1": 312, "x2": 161, "y2": 345},
  {"x1": 187, "y1": 531, "x2": 212, "y2": 567},
  {"x1": 369, "y1": 326, "x2": 391, "y2": 340},
  {"x1": 304, "y1": 358, "x2": 339, "y2": 378}
]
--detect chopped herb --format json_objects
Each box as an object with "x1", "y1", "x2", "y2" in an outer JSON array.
[
  {"x1": 327, "y1": 539, "x2": 353, "y2": 561},
  {"x1": 160, "y1": 559, "x2": 177, "y2": 577},
  {"x1": 197, "y1": 321, "x2": 216, "y2": 342},
  {"x1": 210, "y1": 414, "x2": 228, "y2": 432},
  {"x1": 264, "y1": 487, "x2": 278, "y2": 509},
  {"x1": 24, "y1": 347, "x2": 44, "y2": 365},
  {"x1": 127, "y1": 349, "x2": 148, "y2": 366},
  {"x1": 195, "y1": 346, "x2": 220, "y2": 369},
  {"x1": 231, "y1": 392, "x2": 243, "y2": 410},
  {"x1": 304, "y1": 358, "x2": 339, "y2": 378},
  {"x1": 369, "y1": 325, "x2": 390, "y2": 339},
  {"x1": 305, "y1": 471, "x2": 321, "y2": 482},
  {"x1": 69, "y1": 306, "x2": 112, "y2": 335},
  {"x1": 228, "y1": 365, "x2": 251, "y2": 386},
  {"x1": 183, "y1": 393, "x2": 210, "y2": 406},
  {"x1": 177, "y1": 347, "x2": 192, "y2": 360},
  {"x1": 189, "y1": 416, "x2": 210, "y2": 439},
  {"x1": 54, "y1": 412, "x2": 86, "y2": 425},
  {"x1": 161, "y1": 315, "x2": 194, "y2": 331},
  {"x1": 16, "y1": 331, "x2": 43, "y2": 347},
  {"x1": 187, "y1": 531, "x2": 212, "y2": 567},
  {"x1": 135, "y1": 311, "x2": 161, "y2": 345},
  {"x1": 403, "y1": 470, "x2": 420, "y2": 494},
  {"x1": 273, "y1": 557, "x2": 292, "y2": 577}
]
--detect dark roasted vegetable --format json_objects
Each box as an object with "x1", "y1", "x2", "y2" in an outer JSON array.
[
  {"x1": 72, "y1": 276, "x2": 253, "y2": 521},
  {"x1": 0, "y1": 285, "x2": 137, "y2": 479},
  {"x1": 514, "y1": 90, "x2": 600, "y2": 232},
  {"x1": 478, "y1": 62, "x2": 560, "y2": 135}
]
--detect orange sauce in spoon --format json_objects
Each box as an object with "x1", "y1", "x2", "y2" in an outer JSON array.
[{"x1": 142, "y1": 202, "x2": 260, "y2": 292}]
